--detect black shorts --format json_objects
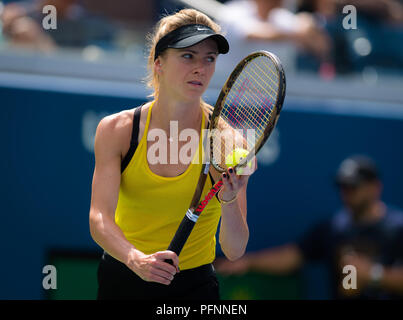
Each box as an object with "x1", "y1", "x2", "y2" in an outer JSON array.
[{"x1": 97, "y1": 252, "x2": 220, "y2": 300}]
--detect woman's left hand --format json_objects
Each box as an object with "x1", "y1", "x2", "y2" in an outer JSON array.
[{"x1": 219, "y1": 157, "x2": 257, "y2": 202}]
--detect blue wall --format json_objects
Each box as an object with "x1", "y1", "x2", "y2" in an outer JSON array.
[{"x1": 1, "y1": 86, "x2": 402, "y2": 299}]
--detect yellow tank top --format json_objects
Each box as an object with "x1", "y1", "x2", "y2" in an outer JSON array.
[{"x1": 115, "y1": 102, "x2": 222, "y2": 270}]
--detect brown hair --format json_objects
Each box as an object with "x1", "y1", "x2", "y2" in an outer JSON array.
[{"x1": 146, "y1": 9, "x2": 223, "y2": 116}]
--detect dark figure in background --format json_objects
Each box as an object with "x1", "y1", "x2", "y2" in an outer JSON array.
[{"x1": 216, "y1": 155, "x2": 403, "y2": 299}]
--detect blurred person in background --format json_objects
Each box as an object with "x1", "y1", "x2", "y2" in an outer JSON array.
[
  {"x1": 298, "y1": 0, "x2": 403, "y2": 25},
  {"x1": 297, "y1": 0, "x2": 403, "y2": 74},
  {"x1": 0, "y1": 0, "x2": 116, "y2": 52},
  {"x1": 216, "y1": 155, "x2": 403, "y2": 299},
  {"x1": 218, "y1": 0, "x2": 333, "y2": 75},
  {"x1": 1, "y1": 0, "x2": 56, "y2": 51}
]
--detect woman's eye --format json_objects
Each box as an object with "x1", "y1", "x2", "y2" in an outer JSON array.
[
  {"x1": 206, "y1": 56, "x2": 215, "y2": 62},
  {"x1": 182, "y1": 53, "x2": 193, "y2": 59}
]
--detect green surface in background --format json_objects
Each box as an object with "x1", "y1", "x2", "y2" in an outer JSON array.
[
  {"x1": 47, "y1": 256, "x2": 99, "y2": 300},
  {"x1": 47, "y1": 254, "x2": 302, "y2": 300},
  {"x1": 217, "y1": 272, "x2": 303, "y2": 300}
]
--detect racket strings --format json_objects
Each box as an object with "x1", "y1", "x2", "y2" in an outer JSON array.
[
  {"x1": 211, "y1": 55, "x2": 280, "y2": 169},
  {"x1": 222, "y1": 80, "x2": 268, "y2": 136},
  {"x1": 225, "y1": 58, "x2": 278, "y2": 128},
  {"x1": 225, "y1": 78, "x2": 272, "y2": 133}
]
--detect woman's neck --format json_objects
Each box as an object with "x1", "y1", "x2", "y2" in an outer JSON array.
[{"x1": 152, "y1": 94, "x2": 203, "y2": 131}]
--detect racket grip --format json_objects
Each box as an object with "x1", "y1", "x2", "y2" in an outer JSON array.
[{"x1": 165, "y1": 214, "x2": 196, "y2": 265}]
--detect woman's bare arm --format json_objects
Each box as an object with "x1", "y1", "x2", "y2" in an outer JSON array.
[{"x1": 89, "y1": 114, "x2": 179, "y2": 285}]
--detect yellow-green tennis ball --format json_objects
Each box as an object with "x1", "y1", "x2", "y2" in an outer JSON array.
[{"x1": 225, "y1": 148, "x2": 252, "y2": 174}]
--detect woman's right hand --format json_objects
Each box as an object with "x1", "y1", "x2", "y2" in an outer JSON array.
[{"x1": 127, "y1": 249, "x2": 180, "y2": 285}]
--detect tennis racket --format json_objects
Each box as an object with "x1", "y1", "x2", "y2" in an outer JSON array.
[{"x1": 167, "y1": 51, "x2": 286, "y2": 261}]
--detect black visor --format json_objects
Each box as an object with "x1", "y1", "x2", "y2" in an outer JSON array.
[{"x1": 154, "y1": 24, "x2": 229, "y2": 60}]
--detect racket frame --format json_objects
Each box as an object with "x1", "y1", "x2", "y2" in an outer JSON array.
[
  {"x1": 209, "y1": 51, "x2": 286, "y2": 172},
  {"x1": 167, "y1": 51, "x2": 286, "y2": 259}
]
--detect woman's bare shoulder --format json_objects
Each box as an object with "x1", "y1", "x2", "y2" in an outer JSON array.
[
  {"x1": 97, "y1": 109, "x2": 133, "y2": 139},
  {"x1": 98, "y1": 102, "x2": 152, "y2": 136},
  {"x1": 95, "y1": 103, "x2": 151, "y2": 153}
]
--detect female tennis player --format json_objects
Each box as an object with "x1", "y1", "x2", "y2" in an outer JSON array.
[{"x1": 89, "y1": 9, "x2": 254, "y2": 300}]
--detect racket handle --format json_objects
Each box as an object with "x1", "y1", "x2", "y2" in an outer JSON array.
[
  {"x1": 164, "y1": 180, "x2": 223, "y2": 265},
  {"x1": 165, "y1": 214, "x2": 196, "y2": 265}
]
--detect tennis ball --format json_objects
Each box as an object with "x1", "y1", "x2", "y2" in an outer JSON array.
[{"x1": 225, "y1": 148, "x2": 252, "y2": 174}]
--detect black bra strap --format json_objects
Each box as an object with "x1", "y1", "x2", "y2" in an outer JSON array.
[{"x1": 121, "y1": 106, "x2": 142, "y2": 173}]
